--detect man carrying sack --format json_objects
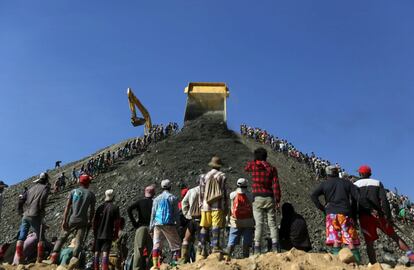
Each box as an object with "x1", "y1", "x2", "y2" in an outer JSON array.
[{"x1": 198, "y1": 156, "x2": 227, "y2": 259}]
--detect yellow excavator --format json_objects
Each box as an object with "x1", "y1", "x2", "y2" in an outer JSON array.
[
  {"x1": 127, "y1": 88, "x2": 152, "y2": 134},
  {"x1": 127, "y1": 83, "x2": 229, "y2": 133}
]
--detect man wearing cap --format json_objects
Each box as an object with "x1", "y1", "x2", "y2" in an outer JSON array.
[
  {"x1": 245, "y1": 147, "x2": 281, "y2": 253},
  {"x1": 311, "y1": 165, "x2": 361, "y2": 263},
  {"x1": 13, "y1": 172, "x2": 50, "y2": 265},
  {"x1": 127, "y1": 185, "x2": 155, "y2": 270},
  {"x1": 354, "y1": 165, "x2": 414, "y2": 264},
  {"x1": 225, "y1": 178, "x2": 254, "y2": 260},
  {"x1": 149, "y1": 179, "x2": 181, "y2": 269},
  {"x1": 49, "y1": 173, "x2": 96, "y2": 267},
  {"x1": 0, "y1": 180, "x2": 9, "y2": 223},
  {"x1": 93, "y1": 189, "x2": 121, "y2": 270},
  {"x1": 198, "y1": 156, "x2": 227, "y2": 257}
]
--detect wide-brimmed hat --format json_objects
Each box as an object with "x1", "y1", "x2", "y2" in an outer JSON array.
[{"x1": 208, "y1": 156, "x2": 223, "y2": 168}]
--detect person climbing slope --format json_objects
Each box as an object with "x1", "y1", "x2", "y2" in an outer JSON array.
[
  {"x1": 354, "y1": 165, "x2": 414, "y2": 264},
  {"x1": 13, "y1": 173, "x2": 50, "y2": 265},
  {"x1": 49, "y1": 173, "x2": 96, "y2": 269}
]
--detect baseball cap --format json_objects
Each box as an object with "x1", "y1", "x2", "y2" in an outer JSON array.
[
  {"x1": 105, "y1": 189, "x2": 115, "y2": 201},
  {"x1": 161, "y1": 179, "x2": 171, "y2": 189},
  {"x1": 79, "y1": 174, "x2": 92, "y2": 186},
  {"x1": 33, "y1": 172, "x2": 49, "y2": 183},
  {"x1": 358, "y1": 165, "x2": 372, "y2": 175},
  {"x1": 237, "y1": 178, "x2": 248, "y2": 187}
]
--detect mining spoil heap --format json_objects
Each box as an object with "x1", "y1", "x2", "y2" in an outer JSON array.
[{"x1": 1, "y1": 114, "x2": 414, "y2": 268}]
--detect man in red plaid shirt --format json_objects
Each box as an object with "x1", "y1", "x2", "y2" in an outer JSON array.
[{"x1": 245, "y1": 147, "x2": 281, "y2": 254}]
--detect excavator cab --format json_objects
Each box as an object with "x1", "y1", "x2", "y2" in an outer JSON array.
[
  {"x1": 127, "y1": 88, "x2": 152, "y2": 134},
  {"x1": 184, "y1": 82, "x2": 230, "y2": 122}
]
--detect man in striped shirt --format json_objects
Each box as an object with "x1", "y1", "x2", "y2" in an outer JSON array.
[{"x1": 198, "y1": 156, "x2": 227, "y2": 258}]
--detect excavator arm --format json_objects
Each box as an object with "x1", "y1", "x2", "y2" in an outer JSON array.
[{"x1": 127, "y1": 88, "x2": 152, "y2": 134}]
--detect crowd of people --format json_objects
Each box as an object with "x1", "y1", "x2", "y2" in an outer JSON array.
[
  {"x1": 0, "y1": 148, "x2": 308, "y2": 270},
  {"x1": 0, "y1": 123, "x2": 413, "y2": 269},
  {"x1": 387, "y1": 191, "x2": 414, "y2": 224},
  {"x1": 51, "y1": 123, "x2": 180, "y2": 193},
  {"x1": 240, "y1": 124, "x2": 348, "y2": 180}
]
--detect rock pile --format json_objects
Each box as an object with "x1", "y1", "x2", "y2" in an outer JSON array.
[{"x1": 0, "y1": 114, "x2": 413, "y2": 266}]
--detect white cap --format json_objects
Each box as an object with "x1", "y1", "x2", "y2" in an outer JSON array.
[
  {"x1": 161, "y1": 179, "x2": 171, "y2": 189},
  {"x1": 237, "y1": 178, "x2": 248, "y2": 187},
  {"x1": 105, "y1": 189, "x2": 115, "y2": 202}
]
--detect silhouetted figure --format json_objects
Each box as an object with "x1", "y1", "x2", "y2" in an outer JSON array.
[{"x1": 279, "y1": 203, "x2": 311, "y2": 252}]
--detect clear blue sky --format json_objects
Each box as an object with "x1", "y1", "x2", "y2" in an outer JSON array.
[{"x1": 1, "y1": 1, "x2": 413, "y2": 198}]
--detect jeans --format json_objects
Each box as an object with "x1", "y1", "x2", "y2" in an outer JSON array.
[
  {"x1": 18, "y1": 216, "x2": 43, "y2": 241},
  {"x1": 227, "y1": 227, "x2": 253, "y2": 246}
]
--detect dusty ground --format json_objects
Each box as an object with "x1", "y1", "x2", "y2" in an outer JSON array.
[{"x1": 1, "y1": 249, "x2": 414, "y2": 270}]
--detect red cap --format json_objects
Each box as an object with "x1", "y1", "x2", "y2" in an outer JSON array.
[
  {"x1": 358, "y1": 165, "x2": 372, "y2": 175},
  {"x1": 79, "y1": 174, "x2": 92, "y2": 186}
]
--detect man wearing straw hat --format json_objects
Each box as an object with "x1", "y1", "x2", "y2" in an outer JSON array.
[{"x1": 198, "y1": 156, "x2": 227, "y2": 258}]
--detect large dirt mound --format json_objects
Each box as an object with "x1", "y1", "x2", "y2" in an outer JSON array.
[
  {"x1": 1, "y1": 114, "x2": 414, "y2": 266},
  {"x1": 1, "y1": 250, "x2": 413, "y2": 270},
  {"x1": 177, "y1": 249, "x2": 414, "y2": 270}
]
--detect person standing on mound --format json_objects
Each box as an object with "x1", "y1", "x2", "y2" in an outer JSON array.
[
  {"x1": 354, "y1": 165, "x2": 414, "y2": 264},
  {"x1": 311, "y1": 165, "x2": 361, "y2": 264}
]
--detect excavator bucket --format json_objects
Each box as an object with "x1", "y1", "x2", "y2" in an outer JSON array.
[{"x1": 184, "y1": 82, "x2": 230, "y2": 122}]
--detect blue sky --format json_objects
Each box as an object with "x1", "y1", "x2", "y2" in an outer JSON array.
[{"x1": 1, "y1": 1, "x2": 413, "y2": 198}]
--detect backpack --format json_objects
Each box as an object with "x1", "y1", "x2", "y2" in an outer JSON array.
[
  {"x1": 232, "y1": 193, "x2": 253, "y2": 219},
  {"x1": 205, "y1": 173, "x2": 223, "y2": 204},
  {"x1": 154, "y1": 196, "x2": 173, "y2": 225}
]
